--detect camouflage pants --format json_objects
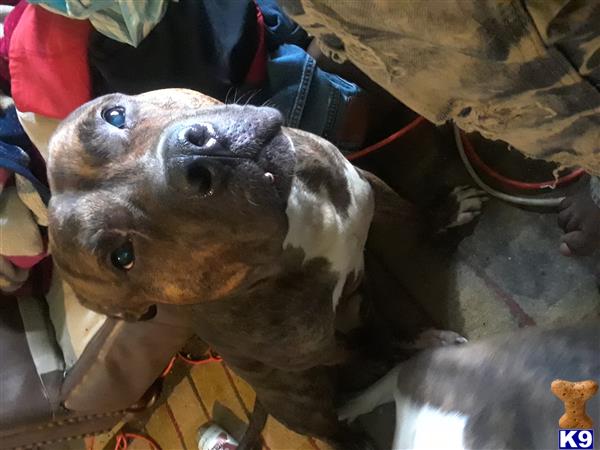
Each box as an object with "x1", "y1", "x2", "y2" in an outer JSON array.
[{"x1": 281, "y1": 0, "x2": 600, "y2": 175}]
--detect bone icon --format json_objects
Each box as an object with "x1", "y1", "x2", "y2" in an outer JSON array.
[{"x1": 551, "y1": 379, "x2": 599, "y2": 429}]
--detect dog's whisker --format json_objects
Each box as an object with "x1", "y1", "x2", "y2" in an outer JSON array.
[
  {"x1": 232, "y1": 88, "x2": 241, "y2": 105},
  {"x1": 236, "y1": 89, "x2": 249, "y2": 106},
  {"x1": 225, "y1": 86, "x2": 234, "y2": 105},
  {"x1": 238, "y1": 89, "x2": 255, "y2": 106},
  {"x1": 244, "y1": 89, "x2": 262, "y2": 106},
  {"x1": 261, "y1": 98, "x2": 276, "y2": 108}
]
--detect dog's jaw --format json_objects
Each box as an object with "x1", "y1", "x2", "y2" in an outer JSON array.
[{"x1": 282, "y1": 129, "x2": 374, "y2": 310}]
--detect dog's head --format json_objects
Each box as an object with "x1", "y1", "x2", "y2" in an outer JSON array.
[{"x1": 48, "y1": 89, "x2": 373, "y2": 319}]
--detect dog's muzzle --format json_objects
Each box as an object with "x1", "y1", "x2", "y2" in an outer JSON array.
[{"x1": 162, "y1": 106, "x2": 284, "y2": 196}]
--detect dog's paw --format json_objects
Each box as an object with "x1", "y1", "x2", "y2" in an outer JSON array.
[
  {"x1": 338, "y1": 384, "x2": 389, "y2": 424},
  {"x1": 414, "y1": 328, "x2": 468, "y2": 347},
  {"x1": 444, "y1": 185, "x2": 488, "y2": 229},
  {"x1": 396, "y1": 328, "x2": 468, "y2": 351},
  {"x1": 338, "y1": 397, "x2": 365, "y2": 423}
]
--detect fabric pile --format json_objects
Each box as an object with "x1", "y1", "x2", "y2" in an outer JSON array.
[{"x1": 0, "y1": 0, "x2": 366, "y2": 300}]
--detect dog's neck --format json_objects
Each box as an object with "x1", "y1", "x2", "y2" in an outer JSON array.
[{"x1": 282, "y1": 129, "x2": 375, "y2": 311}]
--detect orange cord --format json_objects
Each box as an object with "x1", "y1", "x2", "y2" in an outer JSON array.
[
  {"x1": 159, "y1": 356, "x2": 177, "y2": 378},
  {"x1": 345, "y1": 115, "x2": 584, "y2": 191},
  {"x1": 177, "y1": 350, "x2": 223, "y2": 365},
  {"x1": 159, "y1": 350, "x2": 223, "y2": 378},
  {"x1": 460, "y1": 132, "x2": 585, "y2": 191},
  {"x1": 346, "y1": 115, "x2": 427, "y2": 161},
  {"x1": 115, "y1": 432, "x2": 162, "y2": 450},
  {"x1": 160, "y1": 349, "x2": 222, "y2": 378}
]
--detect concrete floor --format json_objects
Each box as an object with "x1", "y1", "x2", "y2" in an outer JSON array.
[
  {"x1": 402, "y1": 198, "x2": 599, "y2": 338},
  {"x1": 358, "y1": 122, "x2": 599, "y2": 338}
]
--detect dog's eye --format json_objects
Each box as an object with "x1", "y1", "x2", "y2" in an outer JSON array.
[
  {"x1": 110, "y1": 241, "x2": 135, "y2": 271},
  {"x1": 102, "y1": 106, "x2": 126, "y2": 129}
]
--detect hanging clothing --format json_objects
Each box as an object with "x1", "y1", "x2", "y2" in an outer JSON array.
[
  {"x1": 261, "y1": 44, "x2": 364, "y2": 149},
  {"x1": 89, "y1": 0, "x2": 366, "y2": 150},
  {"x1": 9, "y1": 4, "x2": 91, "y2": 119},
  {"x1": 281, "y1": 0, "x2": 600, "y2": 173},
  {"x1": 0, "y1": 141, "x2": 49, "y2": 205},
  {"x1": 0, "y1": 0, "x2": 26, "y2": 88},
  {"x1": 255, "y1": 0, "x2": 365, "y2": 150},
  {"x1": 89, "y1": 0, "x2": 260, "y2": 99},
  {"x1": 0, "y1": 106, "x2": 50, "y2": 226},
  {"x1": 28, "y1": 0, "x2": 168, "y2": 48},
  {"x1": 0, "y1": 106, "x2": 49, "y2": 294},
  {"x1": 0, "y1": 186, "x2": 45, "y2": 293},
  {"x1": 15, "y1": 110, "x2": 59, "y2": 162},
  {"x1": 0, "y1": 255, "x2": 28, "y2": 292},
  {"x1": 256, "y1": 0, "x2": 309, "y2": 50}
]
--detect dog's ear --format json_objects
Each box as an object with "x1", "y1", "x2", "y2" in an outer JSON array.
[
  {"x1": 48, "y1": 193, "x2": 74, "y2": 232},
  {"x1": 47, "y1": 125, "x2": 85, "y2": 193},
  {"x1": 48, "y1": 192, "x2": 105, "y2": 254},
  {"x1": 48, "y1": 193, "x2": 80, "y2": 255}
]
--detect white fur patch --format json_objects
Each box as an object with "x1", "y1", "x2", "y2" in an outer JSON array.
[
  {"x1": 339, "y1": 366, "x2": 467, "y2": 450},
  {"x1": 283, "y1": 135, "x2": 374, "y2": 310},
  {"x1": 393, "y1": 396, "x2": 467, "y2": 450}
]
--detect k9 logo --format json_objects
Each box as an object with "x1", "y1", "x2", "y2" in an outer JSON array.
[{"x1": 559, "y1": 430, "x2": 594, "y2": 449}]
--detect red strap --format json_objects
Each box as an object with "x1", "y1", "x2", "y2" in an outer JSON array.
[{"x1": 244, "y1": 1, "x2": 268, "y2": 86}]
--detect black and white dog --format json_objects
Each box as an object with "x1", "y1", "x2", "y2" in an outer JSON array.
[{"x1": 340, "y1": 322, "x2": 600, "y2": 450}]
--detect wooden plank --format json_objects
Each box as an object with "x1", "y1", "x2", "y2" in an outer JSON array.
[
  {"x1": 189, "y1": 361, "x2": 248, "y2": 441},
  {"x1": 262, "y1": 416, "x2": 317, "y2": 450},
  {"x1": 167, "y1": 377, "x2": 208, "y2": 450},
  {"x1": 145, "y1": 403, "x2": 182, "y2": 450},
  {"x1": 222, "y1": 365, "x2": 256, "y2": 416}
]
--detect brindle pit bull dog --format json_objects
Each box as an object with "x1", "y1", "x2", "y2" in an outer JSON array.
[{"x1": 47, "y1": 89, "x2": 482, "y2": 448}]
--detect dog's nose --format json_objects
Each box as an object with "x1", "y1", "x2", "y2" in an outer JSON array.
[
  {"x1": 167, "y1": 122, "x2": 230, "y2": 197},
  {"x1": 179, "y1": 123, "x2": 232, "y2": 157},
  {"x1": 184, "y1": 124, "x2": 212, "y2": 147},
  {"x1": 163, "y1": 106, "x2": 284, "y2": 196}
]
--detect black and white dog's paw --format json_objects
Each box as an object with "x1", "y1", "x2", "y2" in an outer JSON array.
[
  {"x1": 396, "y1": 328, "x2": 468, "y2": 351},
  {"x1": 338, "y1": 397, "x2": 368, "y2": 424},
  {"x1": 412, "y1": 328, "x2": 468, "y2": 348},
  {"x1": 444, "y1": 185, "x2": 488, "y2": 229},
  {"x1": 338, "y1": 366, "x2": 402, "y2": 423},
  {"x1": 434, "y1": 185, "x2": 488, "y2": 234}
]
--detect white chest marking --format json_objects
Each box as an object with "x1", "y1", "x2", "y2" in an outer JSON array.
[{"x1": 283, "y1": 139, "x2": 374, "y2": 310}]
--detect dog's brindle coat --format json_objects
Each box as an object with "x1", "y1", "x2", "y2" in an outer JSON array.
[{"x1": 48, "y1": 89, "x2": 422, "y2": 447}]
